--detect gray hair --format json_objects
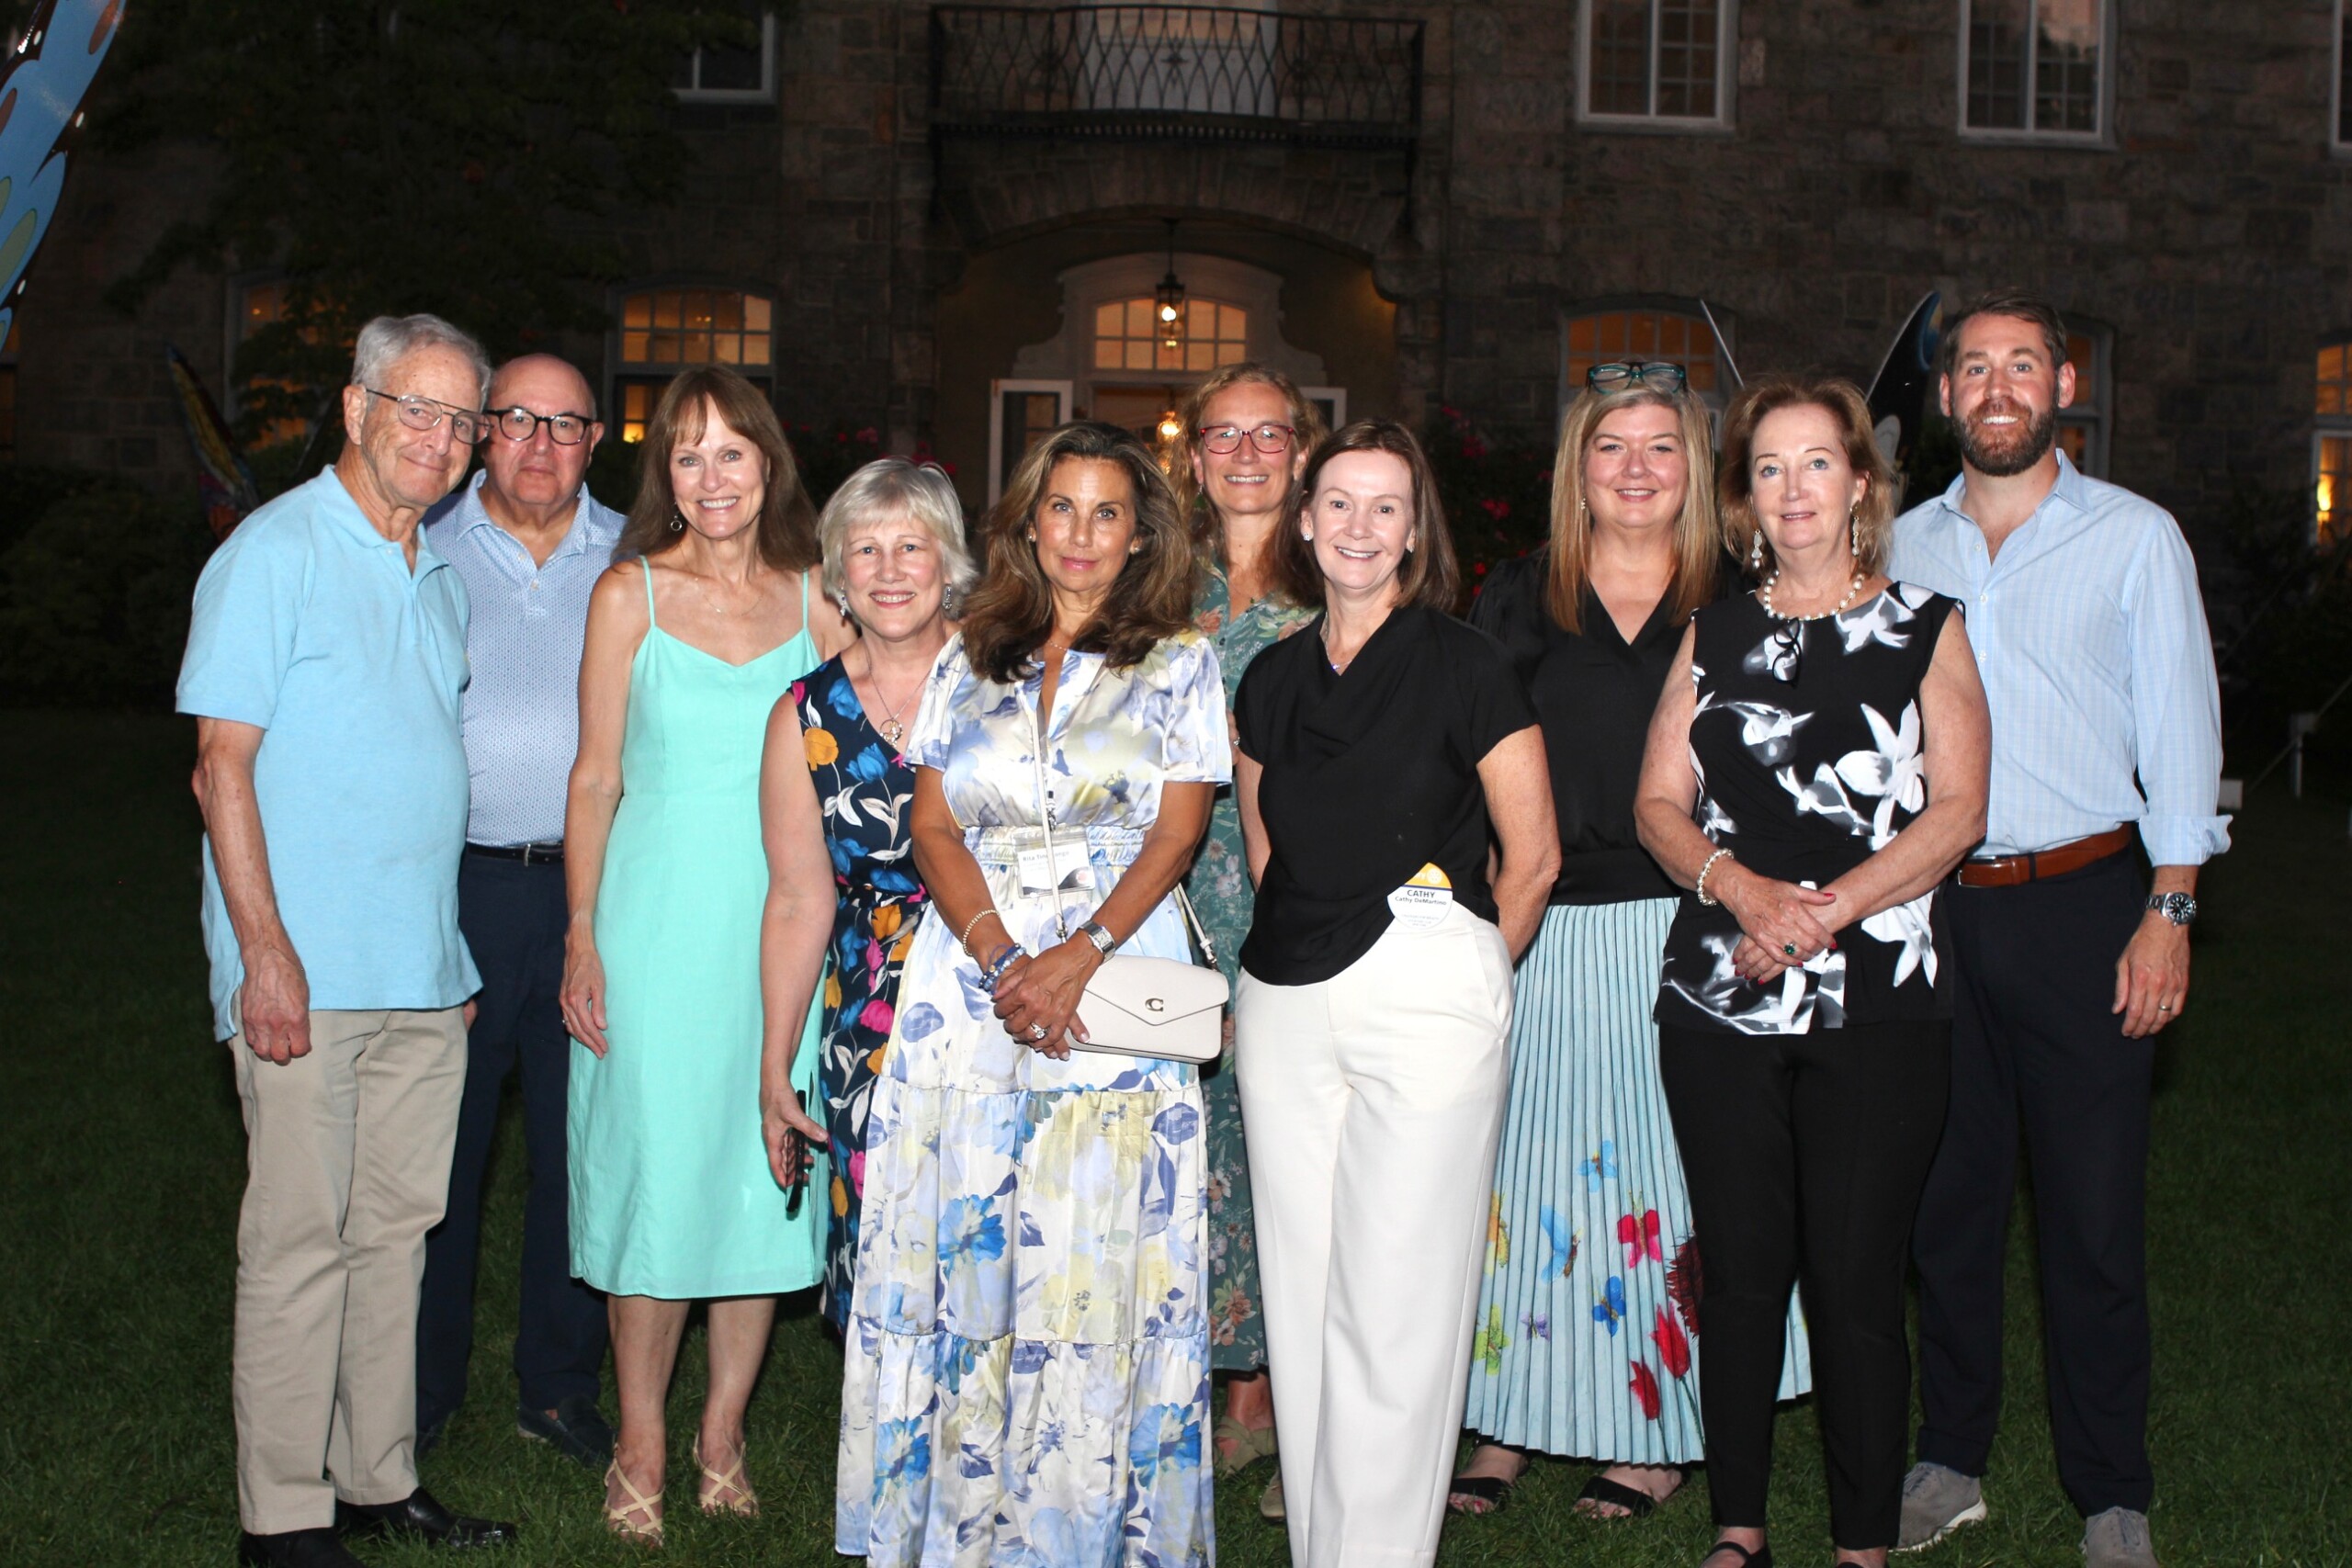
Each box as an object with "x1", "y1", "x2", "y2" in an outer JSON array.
[
  {"x1": 818, "y1": 458, "x2": 976, "y2": 616},
  {"x1": 349, "y1": 313, "x2": 492, "y2": 402}
]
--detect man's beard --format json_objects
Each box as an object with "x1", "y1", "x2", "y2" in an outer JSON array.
[{"x1": 1954, "y1": 398, "x2": 2060, "y2": 477}]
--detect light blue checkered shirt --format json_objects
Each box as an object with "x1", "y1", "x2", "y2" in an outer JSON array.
[
  {"x1": 1888, "y1": 452, "x2": 2229, "y2": 866},
  {"x1": 423, "y1": 470, "x2": 624, "y2": 846}
]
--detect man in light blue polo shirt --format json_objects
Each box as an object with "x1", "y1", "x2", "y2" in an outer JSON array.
[
  {"x1": 1888, "y1": 293, "x2": 2227, "y2": 1568},
  {"x1": 415, "y1": 354, "x2": 622, "y2": 1472},
  {"x1": 181, "y1": 313, "x2": 517, "y2": 1568}
]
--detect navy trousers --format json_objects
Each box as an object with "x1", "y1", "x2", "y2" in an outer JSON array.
[
  {"x1": 1912, "y1": 852, "x2": 2154, "y2": 1517},
  {"x1": 416, "y1": 852, "x2": 606, "y2": 1435}
]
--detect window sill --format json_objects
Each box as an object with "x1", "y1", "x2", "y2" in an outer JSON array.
[{"x1": 1573, "y1": 113, "x2": 1736, "y2": 138}]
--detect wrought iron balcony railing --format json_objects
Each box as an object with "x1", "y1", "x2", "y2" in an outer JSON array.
[{"x1": 929, "y1": 5, "x2": 1423, "y2": 148}]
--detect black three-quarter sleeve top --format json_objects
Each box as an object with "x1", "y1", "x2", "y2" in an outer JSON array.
[
  {"x1": 1233, "y1": 602, "x2": 1536, "y2": 987},
  {"x1": 1467, "y1": 549, "x2": 1694, "y2": 906}
]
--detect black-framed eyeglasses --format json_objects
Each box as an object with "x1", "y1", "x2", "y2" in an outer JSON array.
[
  {"x1": 364, "y1": 388, "x2": 487, "y2": 445},
  {"x1": 1198, "y1": 423, "x2": 1295, "y2": 456},
  {"x1": 489, "y1": 406, "x2": 597, "y2": 446},
  {"x1": 1763, "y1": 619, "x2": 1804, "y2": 684},
  {"x1": 1586, "y1": 360, "x2": 1690, "y2": 394}
]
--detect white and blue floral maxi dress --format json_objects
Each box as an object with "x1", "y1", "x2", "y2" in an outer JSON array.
[{"x1": 837, "y1": 629, "x2": 1229, "y2": 1568}]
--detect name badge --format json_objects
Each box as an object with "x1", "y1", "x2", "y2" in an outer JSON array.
[
  {"x1": 1386, "y1": 863, "x2": 1454, "y2": 931},
  {"x1": 1016, "y1": 847, "x2": 1094, "y2": 893}
]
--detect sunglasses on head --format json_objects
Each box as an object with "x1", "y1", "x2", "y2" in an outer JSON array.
[{"x1": 1586, "y1": 360, "x2": 1690, "y2": 394}]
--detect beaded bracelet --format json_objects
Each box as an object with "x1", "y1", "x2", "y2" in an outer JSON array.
[
  {"x1": 1694, "y1": 847, "x2": 1733, "y2": 908},
  {"x1": 978, "y1": 944, "x2": 1028, "y2": 996},
  {"x1": 958, "y1": 908, "x2": 997, "y2": 955}
]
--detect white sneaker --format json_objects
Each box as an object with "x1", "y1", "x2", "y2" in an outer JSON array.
[
  {"x1": 1894, "y1": 1461, "x2": 1987, "y2": 1551},
  {"x1": 2081, "y1": 1507, "x2": 2161, "y2": 1568}
]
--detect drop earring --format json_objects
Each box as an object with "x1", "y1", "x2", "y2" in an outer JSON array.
[
  {"x1": 1747, "y1": 528, "x2": 1763, "y2": 570},
  {"x1": 1849, "y1": 506, "x2": 1861, "y2": 558},
  {"x1": 669, "y1": 505, "x2": 687, "y2": 534}
]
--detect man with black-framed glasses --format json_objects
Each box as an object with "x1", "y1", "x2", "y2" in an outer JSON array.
[{"x1": 416, "y1": 354, "x2": 622, "y2": 1475}]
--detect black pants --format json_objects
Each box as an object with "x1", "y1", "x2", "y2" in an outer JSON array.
[
  {"x1": 416, "y1": 853, "x2": 607, "y2": 1435},
  {"x1": 1660, "y1": 1019, "x2": 1951, "y2": 1550},
  {"x1": 1913, "y1": 852, "x2": 2154, "y2": 1516}
]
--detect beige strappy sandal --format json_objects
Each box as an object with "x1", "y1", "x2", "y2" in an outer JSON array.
[
  {"x1": 603, "y1": 1459, "x2": 664, "y2": 1547},
  {"x1": 695, "y1": 1438, "x2": 759, "y2": 1517}
]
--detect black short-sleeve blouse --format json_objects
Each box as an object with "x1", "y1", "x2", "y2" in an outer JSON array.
[
  {"x1": 1469, "y1": 550, "x2": 1693, "y2": 905},
  {"x1": 1234, "y1": 603, "x2": 1536, "y2": 987}
]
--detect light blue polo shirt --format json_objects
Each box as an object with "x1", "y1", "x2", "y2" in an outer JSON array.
[{"x1": 177, "y1": 467, "x2": 481, "y2": 1040}]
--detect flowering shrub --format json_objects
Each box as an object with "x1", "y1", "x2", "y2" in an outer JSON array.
[{"x1": 1420, "y1": 406, "x2": 1554, "y2": 604}]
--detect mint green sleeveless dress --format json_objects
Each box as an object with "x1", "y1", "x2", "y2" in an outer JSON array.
[{"x1": 568, "y1": 564, "x2": 827, "y2": 1298}]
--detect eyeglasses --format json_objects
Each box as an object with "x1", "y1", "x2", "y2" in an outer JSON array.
[
  {"x1": 1762, "y1": 619, "x2": 1804, "y2": 685},
  {"x1": 489, "y1": 406, "x2": 596, "y2": 446},
  {"x1": 1197, "y1": 423, "x2": 1295, "y2": 456},
  {"x1": 1586, "y1": 360, "x2": 1690, "y2": 394},
  {"x1": 364, "y1": 388, "x2": 487, "y2": 445}
]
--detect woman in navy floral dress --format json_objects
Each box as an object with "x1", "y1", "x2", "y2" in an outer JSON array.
[{"x1": 774, "y1": 458, "x2": 969, "y2": 1326}]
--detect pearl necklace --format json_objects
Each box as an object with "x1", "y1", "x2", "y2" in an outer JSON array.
[{"x1": 1758, "y1": 568, "x2": 1870, "y2": 623}]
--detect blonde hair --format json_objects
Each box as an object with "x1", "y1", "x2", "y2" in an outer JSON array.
[
  {"x1": 1546, "y1": 386, "x2": 1722, "y2": 633},
  {"x1": 817, "y1": 457, "x2": 977, "y2": 614},
  {"x1": 1716, "y1": 375, "x2": 1898, "y2": 577}
]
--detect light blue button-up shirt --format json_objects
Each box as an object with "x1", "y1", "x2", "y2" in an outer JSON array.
[
  {"x1": 422, "y1": 469, "x2": 624, "y2": 847},
  {"x1": 1888, "y1": 451, "x2": 2230, "y2": 866},
  {"x1": 178, "y1": 468, "x2": 481, "y2": 1040}
]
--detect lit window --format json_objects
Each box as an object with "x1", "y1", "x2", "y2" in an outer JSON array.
[
  {"x1": 0, "y1": 316, "x2": 18, "y2": 458},
  {"x1": 1563, "y1": 309, "x2": 1724, "y2": 404},
  {"x1": 2055, "y1": 326, "x2": 2109, "y2": 478},
  {"x1": 234, "y1": 279, "x2": 315, "y2": 448},
  {"x1": 673, "y1": 9, "x2": 775, "y2": 104},
  {"x1": 615, "y1": 288, "x2": 775, "y2": 443},
  {"x1": 2317, "y1": 343, "x2": 2352, "y2": 540},
  {"x1": 1961, "y1": 0, "x2": 2107, "y2": 141},
  {"x1": 1091, "y1": 298, "x2": 1248, "y2": 375},
  {"x1": 1579, "y1": 0, "x2": 1734, "y2": 127}
]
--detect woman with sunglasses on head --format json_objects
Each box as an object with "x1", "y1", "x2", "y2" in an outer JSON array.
[
  {"x1": 1171, "y1": 363, "x2": 1328, "y2": 1522},
  {"x1": 1633, "y1": 375, "x2": 1990, "y2": 1568},
  {"x1": 1451, "y1": 359, "x2": 1812, "y2": 1523}
]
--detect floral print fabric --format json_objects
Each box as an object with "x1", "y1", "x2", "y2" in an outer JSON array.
[
  {"x1": 1185, "y1": 566, "x2": 1315, "y2": 1371},
  {"x1": 835, "y1": 630, "x2": 1231, "y2": 1568},
  {"x1": 795, "y1": 656, "x2": 927, "y2": 1330},
  {"x1": 1657, "y1": 583, "x2": 1961, "y2": 1034}
]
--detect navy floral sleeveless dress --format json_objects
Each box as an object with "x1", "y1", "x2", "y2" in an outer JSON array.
[{"x1": 793, "y1": 654, "x2": 927, "y2": 1328}]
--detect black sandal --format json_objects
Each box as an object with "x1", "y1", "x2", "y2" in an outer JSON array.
[
  {"x1": 1576, "y1": 1468, "x2": 1685, "y2": 1518},
  {"x1": 1698, "y1": 1542, "x2": 1772, "y2": 1568},
  {"x1": 1445, "y1": 1473, "x2": 1518, "y2": 1516}
]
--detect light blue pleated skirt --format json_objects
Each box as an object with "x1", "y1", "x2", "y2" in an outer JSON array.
[{"x1": 1463, "y1": 899, "x2": 1812, "y2": 1464}]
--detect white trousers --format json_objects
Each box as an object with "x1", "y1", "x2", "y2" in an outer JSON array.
[{"x1": 1236, "y1": 905, "x2": 1515, "y2": 1568}]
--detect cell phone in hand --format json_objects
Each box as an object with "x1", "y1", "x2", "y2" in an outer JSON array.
[{"x1": 781, "y1": 1089, "x2": 809, "y2": 1218}]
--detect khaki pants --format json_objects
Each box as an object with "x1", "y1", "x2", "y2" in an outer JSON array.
[
  {"x1": 1236, "y1": 906, "x2": 1516, "y2": 1568},
  {"x1": 229, "y1": 1008, "x2": 467, "y2": 1533}
]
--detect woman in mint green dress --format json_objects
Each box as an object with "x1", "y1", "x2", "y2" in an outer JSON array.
[
  {"x1": 560, "y1": 369, "x2": 852, "y2": 1547},
  {"x1": 1175, "y1": 364, "x2": 1325, "y2": 1514}
]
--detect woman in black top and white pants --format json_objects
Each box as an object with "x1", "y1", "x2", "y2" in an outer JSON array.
[{"x1": 1233, "y1": 421, "x2": 1559, "y2": 1568}]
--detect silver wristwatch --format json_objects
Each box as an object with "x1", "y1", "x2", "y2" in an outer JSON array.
[
  {"x1": 2146, "y1": 892, "x2": 2198, "y2": 927},
  {"x1": 1078, "y1": 919, "x2": 1118, "y2": 957}
]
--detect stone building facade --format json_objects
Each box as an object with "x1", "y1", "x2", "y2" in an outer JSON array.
[{"x1": 11, "y1": 0, "x2": 2352, "y2": 554}]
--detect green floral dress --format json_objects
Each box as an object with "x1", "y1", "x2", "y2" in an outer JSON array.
[{"x1": 1188, "y1": 563, "x2": 1316, "y2": 1372}]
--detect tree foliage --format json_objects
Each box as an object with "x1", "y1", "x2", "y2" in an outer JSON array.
[{"x1": 93, "y1": 1, "x2": 770, "y2": 443}]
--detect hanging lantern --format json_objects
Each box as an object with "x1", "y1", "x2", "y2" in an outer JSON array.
[{"x1": 1155, "y1": 219, "x2": 1186, "y2": 355}]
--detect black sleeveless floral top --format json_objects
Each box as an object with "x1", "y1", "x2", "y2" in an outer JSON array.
[{"x1": 1655, "y1": 582, "x2": 1960, "y2": 1035}]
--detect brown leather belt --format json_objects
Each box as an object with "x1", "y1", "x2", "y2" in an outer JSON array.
[{"x1": 1954, "y1": 827, "x2": 2132, "y2": 888}]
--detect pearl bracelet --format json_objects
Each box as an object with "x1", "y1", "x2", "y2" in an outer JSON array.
[
  {"x1": 958, "y1": 908, "x2": 997, "y2": 955},
  {"x1": 1694, "y1": 848, "x2": 1733, "y2": 908}
]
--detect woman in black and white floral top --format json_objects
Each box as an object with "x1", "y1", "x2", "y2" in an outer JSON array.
[{"x1": 1634, "y1": 376, "x2": 1990, "y2": 1568}]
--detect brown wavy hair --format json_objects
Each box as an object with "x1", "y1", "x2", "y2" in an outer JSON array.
[
  {"x1": 1171, "y1": 362, "x2": 1329, "y2": 588},
  {"x1": 961, "y1": 421, "x2": 1199, "y2": 683},
  {"x1": 1269, "y1": 419, "x2": 1462, "y2": 612},
  {"x1": 1546, "y1": 385, "x2": 1723, "y2": 633},
  {"x1": 1716, "y1": 374, "x2": 1898, "y2": 577},
  {"x1": 617, "y1": 367, "x2": 819, "y2": 572}
]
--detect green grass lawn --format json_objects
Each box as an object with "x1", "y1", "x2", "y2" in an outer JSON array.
[{"x1": 2, "y1": 710, "x2": 2346, "y2": 1567}]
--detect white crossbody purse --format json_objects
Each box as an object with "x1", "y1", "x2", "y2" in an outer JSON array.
[{"x1": 1027, "y1": 705, "x2": 1227, "y2": 1063}]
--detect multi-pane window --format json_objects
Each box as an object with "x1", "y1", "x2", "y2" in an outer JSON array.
[
  {"x1": 1563, "y1": 309, "x2": 1724, "y2": 404},
  {"x1": 2316, "y1": 343, "x2": 2352, "y2": 540},
  {"x1": 1091, "y1": 297, "x2": 1248, "y2": 375},
  {"x1": 616, "y1": 288, "x2": 775, "y2": 444},
  {"x1": 2056, "y1": 327, "x2": 2109, "y2": 479},
  {"x1": 1581, "y1": 0, "x2": 1732, "y2": 126},
  {"x1": 673, "y1": 9, "x2": 775, "y2": 103},
  {"x1": 1961, "y1": 0, "x2": 2106, "y2": 139}
]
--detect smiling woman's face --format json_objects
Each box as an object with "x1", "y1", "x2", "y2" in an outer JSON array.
[
  {"x1": 1583, "y1": 401, "x2": 1689, "y2": 538},
  {"x1": 667, "y1": 402, "x2": 769, "y2": 541},
  {"x1": 1305, "y1": 448, "x2": 1417, "y2": 601},
  {"x1": 1747, "y1": 401, "x2": 1865, "y2": 562},
  {"x1": 1032, "y1": 456, "x2": 1139, "y2": 615}
]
